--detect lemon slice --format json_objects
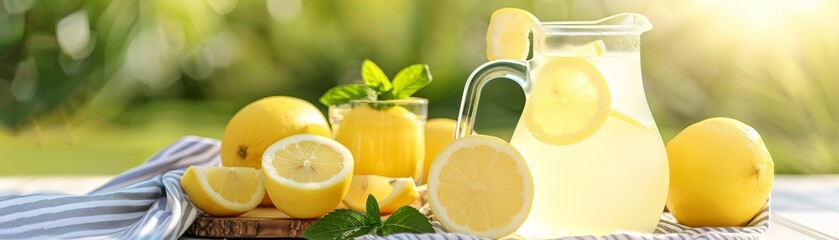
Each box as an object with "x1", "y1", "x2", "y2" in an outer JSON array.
[
  {"x1": 261, "y1": 134, "x2": 354, "y2": 218},
  {"x1": 180, "y1": 166, "x2": 264, "y2": 217},
  {"x1": 427, "y1": 135, "x2": 534, "y2": 239},
  {"x1": 523, "y1": 57, "x2": 611, "y2": 145},
  {"x1": 486, "y1": 8, "x2": 540, "y2": 61},
  {"x1": 343, "y1": 175, "x2": 420, "y2": 214}
]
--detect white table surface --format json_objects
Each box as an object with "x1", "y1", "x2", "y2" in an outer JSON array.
[{"x1": 1, "y1": 175, "x2": 837, "y2": 239}]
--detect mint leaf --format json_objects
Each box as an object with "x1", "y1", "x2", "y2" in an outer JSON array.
[
  {"x1": 361, "y1": 59, "x2": 392, "y2": 93},
  {"x1": 388, "y1": 64, "x2": 431, "y2": 99},
  {"x1": 304, "y1": 196, "x2": 433, "y2": 239},
  {"x1": 377, "y1": 206, "x2": 435, "y2": 236},
  {"x1": 319, "y1": 83, "x2": 376, "y2": 106},
  {"x1": 366, "y1": 194, "x2": 381, "y2": 225},
  {"x1": 302, "y1": 209, "x2": 376, "y2": 240}
]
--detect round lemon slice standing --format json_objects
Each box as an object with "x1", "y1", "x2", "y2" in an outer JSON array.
[
  {"x1": 427, "y1": 135, "x2": 534, "y2": 239},
  {"x1": 523, "y1": 57, "x2": 612, "y2": 145},
  {"x1": 343, "y1": 175, "x2": 420, "y2": 214},
  {"x1": 261, "y1": 134, "x2": 354, "y2": 219},
  {"x1": 180, "y1": 166, "x2": 265, "y2": 217},
  {"x1": 486, "y1": 8, "x2": 540, "y2": 60}
]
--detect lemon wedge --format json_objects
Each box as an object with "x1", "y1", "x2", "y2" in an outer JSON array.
[
  {"x1": 180, "y1": 166, "x2": 264, "y2": 217},
  {"x1": 486, "y1": 8, "x2": 540, "y2": 61},
  {"x1": 343, "y1": 175, "x2": 420, "y2": 214},
  {"x1": 343, "y1": 175, "x2": 393, "y2": 211},
  {"x1": 378, "y1": 177, "x2": 420, "y2": 213},
  {"x1": 261, "y1": 134, "x2": 354, "y2": 218},
  {"x1": 427, "y1": 135, "x2": 534, "y2": 238}
]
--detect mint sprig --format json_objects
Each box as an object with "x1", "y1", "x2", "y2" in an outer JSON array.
[
  {"x1": 302, "y1": 195, "x2": 434, "y2": 240},
  {"x1": 387, "y1": 64, "x2": 431, "y2": 99},
  {"x1": 320, "y1": 59, "x2": 432, "y2": 106}
]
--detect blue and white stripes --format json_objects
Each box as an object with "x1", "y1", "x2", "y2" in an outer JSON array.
[{"x1": 0, "y1": 136, "x2": 220, "y2": 240}]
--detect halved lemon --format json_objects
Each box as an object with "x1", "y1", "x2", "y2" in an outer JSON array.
[
  {"x1": 486, "y1": 8, "x2": 540, "y2": 61},
  {"x1": 180, "y1": 166, "x2": 264, "y2": 217},
  {"x1": 427, "y1": 135, "x2": 534, "y2": 239},
  {"x1": 523, "y1": 57, "x2": 612, "y2": 145},
  {"x1": 343, "y1": 175, "x2": 420, "y2": 214},
  {"x1": 261, "y1": 134, "x2": 354, "y2": 218}
]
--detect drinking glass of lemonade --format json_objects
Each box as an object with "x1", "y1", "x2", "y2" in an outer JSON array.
[
  {"x1": 330, "y1": 98, "x2": 427, "y2": 179},
  {"x1": 457, "y1": 13, "x2": 669, "y2": 238}
]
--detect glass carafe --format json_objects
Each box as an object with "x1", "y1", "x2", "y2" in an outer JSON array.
[{"x1": 456, "y1": 13, "x2": 668, "y2": 238}]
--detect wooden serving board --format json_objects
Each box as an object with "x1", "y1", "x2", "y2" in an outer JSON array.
[
  {"x1": 187, "y1": 187, "x2": 429, "y2": 238},
  {"x1": 185, "y1": 207, "x2": 317, "y2": 238}
]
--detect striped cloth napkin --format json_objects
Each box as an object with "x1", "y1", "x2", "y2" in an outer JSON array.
[
  {"x1": 0, "y1": 136, "x2": 769, "y2": 240},
  {"x1": 0, "y1": 136, "x2": 219, "y2": 239}
]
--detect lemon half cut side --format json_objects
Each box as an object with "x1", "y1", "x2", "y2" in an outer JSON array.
[
  {"x1": 261, "y1": 134, "x2": 354, "y2": 219},
  {"x1": 427, "y1": 135, "x2": 534, "y2": 239}
]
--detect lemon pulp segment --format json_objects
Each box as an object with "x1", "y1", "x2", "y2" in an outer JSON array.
[{"x1": 271, "y1": 140, "x2": 345, "y2": 183}]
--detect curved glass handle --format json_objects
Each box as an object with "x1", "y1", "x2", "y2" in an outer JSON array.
[{"x1": 456, "y1": 60, "x2": 528, "y2": 138}]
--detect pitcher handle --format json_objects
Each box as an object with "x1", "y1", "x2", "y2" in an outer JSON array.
[{"x1": 456, "y1": 60, "x2": 529, "y2": 138}]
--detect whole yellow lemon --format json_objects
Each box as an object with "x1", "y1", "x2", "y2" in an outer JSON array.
[
  {"x1": 665, "y1": 117, "x2": 774, "y2": 227},
  {"x1": 221, "y1": 96, "x2": 331, "y2": 169},
  {"x1": 419, "y1": 118, "x2": 457, "y2": 184}
]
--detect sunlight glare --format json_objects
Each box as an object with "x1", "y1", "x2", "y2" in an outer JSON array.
[
  {"x1": 57, "y1": 10, "x2": 93, "y2": 60},
  {"x1": 267, "y1": 0, "x2": 302, "y2": 23},
  {"x1": 793, "y1": 0, "x2": 822, "y2": 13}
]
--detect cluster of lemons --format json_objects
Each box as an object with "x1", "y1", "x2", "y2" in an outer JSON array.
[
  {"x1": 181, "y1": 7, "x2": 774, "y2": 240},
  {"x1": 181, "y1": 96, "x2": 430, "y2": 218}
]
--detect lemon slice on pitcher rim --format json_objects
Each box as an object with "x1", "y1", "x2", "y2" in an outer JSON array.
[
  {"x1": 427, "y1": 135, "x2": 534, "y2": 239},
  {"x1": 523, "y1": 57, "x2": 612, "y2": 145},
  {"x1": 261, "y1": 134, "x2": 354, "y2": 218},
  {"x1": 180, "y1": 166, "x2": 265, "y2": 217},
  {"x1": 486, "y1": 8, "x2": 540, "y2": 61}
]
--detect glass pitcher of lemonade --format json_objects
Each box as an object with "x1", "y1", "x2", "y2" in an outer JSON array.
[{"x1": 456, "y1": 13, "x2": 668, "y2": 238}]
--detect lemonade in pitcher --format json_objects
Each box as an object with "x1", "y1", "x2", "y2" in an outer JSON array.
[
  {"x1": 513, "y1": 53, "x2": 668, "y2": 237},
  {"x1": 457, "y1": 12, "x2": 669, "y2": 238}
]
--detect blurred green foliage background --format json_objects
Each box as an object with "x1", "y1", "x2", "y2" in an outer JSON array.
[{"x1": 1, "y1": 0, "x2": 837, "y2": 175}]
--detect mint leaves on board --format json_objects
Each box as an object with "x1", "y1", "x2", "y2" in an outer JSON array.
[
  {"x1": 302, "y1": 195, "x2": 434, "y2": 240},
  {"x1": 319, "y1": 59, "x2": 432, "y2": 106}
]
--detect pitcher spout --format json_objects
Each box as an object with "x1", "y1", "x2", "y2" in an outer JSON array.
[
  {"x1": 595, "y1": 13, "x2": 652, "y2": 33},
  {"x1": 536, "y1": 13, "x2": 652, "y2": 35}
]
